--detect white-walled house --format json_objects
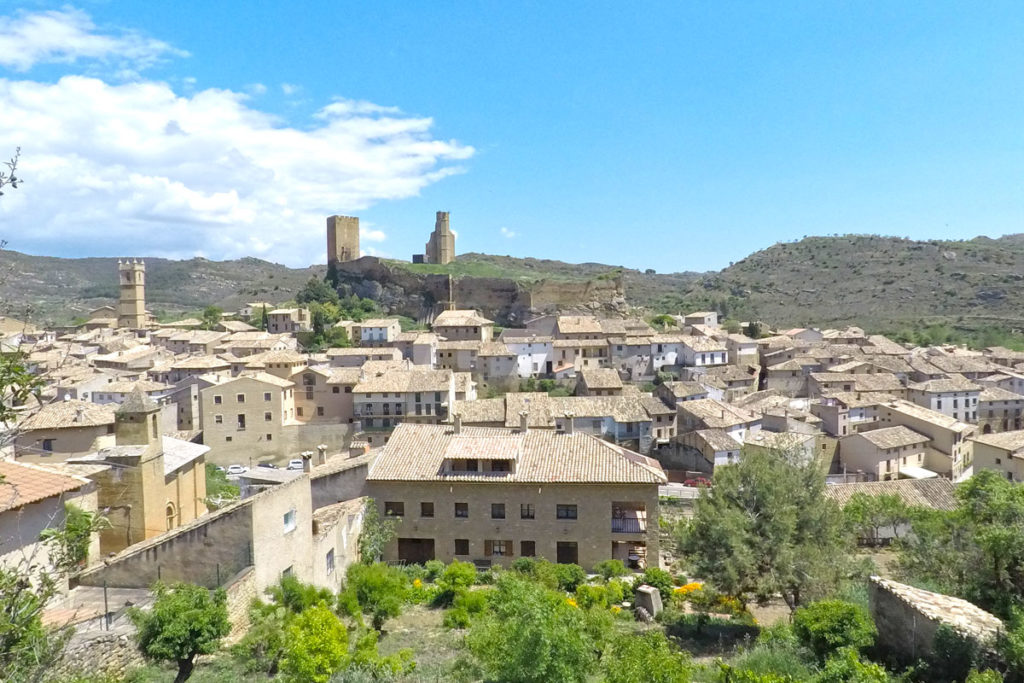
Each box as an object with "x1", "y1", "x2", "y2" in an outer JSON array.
[{"x1": 681, "y1": 337, "x2": 728, "y2": 367}]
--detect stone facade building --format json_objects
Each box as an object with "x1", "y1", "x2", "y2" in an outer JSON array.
[
  {"x1": 366, "y1": 421, "x2": 666, "y2": 570},
  {"x1": 117, "y1": 259, "x2": 148, "y2": 330},
  {"x1": 425, "y1": 211, "x2": 455, "y2": 265}
]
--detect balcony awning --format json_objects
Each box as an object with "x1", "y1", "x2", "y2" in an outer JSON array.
[{"x1": 898, "y1": 465, "x2": 939, "y2": 480}]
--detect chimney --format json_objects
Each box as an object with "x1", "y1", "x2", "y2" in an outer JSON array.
[
  {"x1": 519, "y1": 410, "x2": 529, "y2": 433},
  {"x1": 316, "y1": 444, "x2": 327, "y2": 466},
  {"x1": 301, "y1": 450, "x2": 313, "y2": 473},
  {"x1": 563, "y1": 411, "x2": 575, "y2": 435},
  {"x1": 453, "y1": 413, "x2": 462, "y2": 435},
  {"x1": 74, "y1": 406, "x2": 85, "y2": 423}
]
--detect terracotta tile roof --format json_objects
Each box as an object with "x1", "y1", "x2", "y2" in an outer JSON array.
[
  {"x1": 824, "y1": 478, "x2": 957, "y2": 511},
  {"x1": 856, "y1": 425, "x2": 929, "y2": 449},
  {"x1": 971, "y1": 429, "x2": 1024, "y2": 454},
  {"x1": 0, "y1": 461, "x2": 90, "y2": 513},
  {"x1": 579, "y1": 368, "x2": 623, "y2": 390},
  {"x1": 367, "y1": 423, "x2": 666, "y2": 484},
  {"x1": 693, "y1": 428, "x2": 742, "y2": 451},
  {"x1": 354, "y1": 369, "x2": 453, "y2": 394},
  {"x1": 908, "y1": 377, "x2": 982, "y2": 394},
  {"x1": 433, "y1": 309, "x2": 493, "y2": 327},
  {"x1": 556, "y1": 316, "x2": 604, "y2": 335},
  {"x1": 18, "y1": 400, "x2": 116, "y2": 430}
]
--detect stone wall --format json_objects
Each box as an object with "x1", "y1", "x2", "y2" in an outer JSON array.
[
  {"x1": 77, "y1": 501, "x2": 254, "y2": 589},
  {"x1": 310, "y1": 451, "x2": 374, "y2": 511},
  {"x1": 335, "y1": 257, "x2": 626, "y2": 326},
  {"x1": 868, "y1": 576, "x2": 1004, "y2": 666},
  {"x1": 47, "y1": 628, "x2": 146, "y2": 681},
  {"x1": 223, "y1": 566, "x2": 257, "y2": 642}
]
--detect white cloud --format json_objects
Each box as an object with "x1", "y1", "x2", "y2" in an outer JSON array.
[
  {"x1": 500, "y1": 226, "x2": 517, "y2": 239},
  {"x1": 0, "y1": 75, "x2": 474, "y2": 265},
  {"x1": 281, "y1": 82, "x2": 300, "y2": 96},
  {"x1": 0, "y1": 8, "x2": 186, "y2": 72},
  {"x1": 360, "y1": 225, "x2": 387, "y2": 243},
  {"x1": 245, "y1": 83, "x2": 267, "y2": 96}
]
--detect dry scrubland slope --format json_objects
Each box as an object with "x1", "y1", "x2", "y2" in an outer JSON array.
[{"x1": 2, "y1": 233, "x2": 1024, "y2": 330}]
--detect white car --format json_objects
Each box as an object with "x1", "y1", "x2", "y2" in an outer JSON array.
[
  {"x1": 226, "y1": 464, "x2": 247, "y2": 475},
  {"x1": 286, "y1": 458, "x2": 304, "y2": 471}
]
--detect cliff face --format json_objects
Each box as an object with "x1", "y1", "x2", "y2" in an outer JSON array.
[{"x1": 334, "y1": 257, "x2": 627, "y2": 325}]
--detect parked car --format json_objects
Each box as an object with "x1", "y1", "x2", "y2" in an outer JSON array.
[
  {"x1": 286, "y1": 458, "x2": 304, "y2": 471},
  {"x1": 214, "y1": 466, "x2": 226, "y2": 472},
  {"x1": 683, "y1": 477, "x2": 711, "y2": 488},
  {"x1": 226, "y1": 464, "x2": 247, "y2": 475},
  {"x1": 257, "y1": 462, "x2": 278, "y2": 469}
]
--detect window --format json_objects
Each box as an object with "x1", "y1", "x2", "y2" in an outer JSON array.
[
  {"x1": 317, "y1": 407, "x2": 325, "y2": 417},
  {"x1": 237, "y1": 414, "x2": 246, "y2": 430},
  {"x1": 282, "y1": 566, "x2": 293, "y2": 577},
  {"x1": 384, "y1": 501, "x2": 405, "y2": 516},
  {"x1": 485, "y1": 540, "x2": 510, "y2": 557},
  {"x1": 345, "y1": 386, "x2": 352, "y2": 393},
  {"x1": 491, "y1": 503, "x2": 505, "y2": 519},
  {"x1": 520, "y1": 540, "x2": 536, "y2": 557},
  {"x1": 264, "y1": 412, "x2": 272, "y2": 422},
  {"x1": 420, "y1": 502, "x2": 434, "y2": 518},
  {"x1": 214, "y1": 395, "x2": 222, "y2": 405},
  {"x1": 42, "y1": 439, "x2": 54, "y2": 452},
  {"x1": 520, "y1": 503, "x2": 535, "y2": 519},
  {"x1": 465, "y1": 459, "x2": 478, "y2": 472},
  {"x1": 214, "y1": 414, "x2": 223, "y2": 424},
  {"x1": 226, "y1": 436, "x2": 232, "y2": 442},
  {"x1": 297, "y1": 407, "x2": 304, "y2": 417},
  {"x1": 283, "y1": 509, "x2": 296, "y2": 533},
  {"x1": 557, "y1": 504, "x2": 578, "y2": 520},
  {"x1": 237, "y1": 393, "x2": 245, "y2": 403},
  {"x1": 306, "y1": 389, "x2": 314, "y2": 400},
  {"x1": 454, "y1": 502, "x2": 469, "y2": 518},
  {"x1": 454, "y1": 539, "x2": 469, "y2": 555},
  {"x1": 332, "y1": 386, "x2": 340, "y2": 394},
  {"x1": 326, "y1": 549, "x2": 335, "y2": 575},
  {"x1": 492, "y1": 460, "x2": 510, "y2": 472},
  {"x1": 263, "y1": 392, "x2": 272, "y2": 402}
]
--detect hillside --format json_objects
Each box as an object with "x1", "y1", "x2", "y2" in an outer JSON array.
[
  {"x1": 672, "y1": 234, "x2": 1024, "y2": 333},
  {"x1": 3, "y1": 233, "x2": 1024, "y2": 332},
  {"x1": 0, "y1": 251, "x2": 320, "y2": 325}
]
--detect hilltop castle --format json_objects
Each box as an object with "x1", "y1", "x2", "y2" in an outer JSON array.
[
  {"x1": 117, "y1": 259, "x2": 148, "y2": 329},
  {"x1": 424, "y1": 211, "x2": 455, "y2": 265},
  {"x1": 326, "y1": 215, "x2": 360, "y2": 265}
]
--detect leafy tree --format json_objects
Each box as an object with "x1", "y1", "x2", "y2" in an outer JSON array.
[
  {"x1": 296, "y1": 276, "x2": 340, "y2": 306},
  {"x1": 200, "y1": 305, "x2": 222, "y2": 330},
  {"x1": 267, "y1": 574, "x2": 334, "y2": 615},
  {"x1": 357, "y1": 498, "x2": 399, "y2": 564},
  {"x1": 466, "y1": 574, "x2": 602, "y2": 683},
  {"x1": 0, "y1": 351, "x2": 42, "y2": 426},
  {"x1": 792, "y1": 600, "x2": 876, "y2": 662},
  {"x1": 129, "y1": 582, "x2": 230, "y2": 683},
  {"x1": 682, "y1": 447, "x2": 852, "y2": 611},
  {"x1": 650, "y1": 314, "x2": 676, "y2": 331},
  {"x1": 602, "y1": 631, "x2": 693, "y2": 683},
  {"x1": 897, "y1": 470, "x2": 1024, "y2": 617},
  {"x1": 843, "y1": 493, "x2": 912, "y2": 544},
  {"x1": 434, "y1": 560, "x2": 478, "y2": 605},
  {"x1": 204, "y1": 463, "x2": 239, "y2": 509},
  {"x1": 233, "y1": 600, "x2": 288, "y2": 675},
  {"x1": 39, "y1": 503, "x2": 108, "y2": 572},
  {"x1": 260, "y1": 304, "x2": 269, "y2": 331},
  {"x1": 813, "y1": 647, "x2": 893, "y2": 682},
  {"x1": 0, "y1": 147, "x2": 20, "y2": 197},
  {"x1": 593, "y1": 558, "x2": 629, "y2": 581},
  {"x1": 0, "y1": 563, "x2": 68, "y2": 683},
  {"x1": 637, "y1": 566, "x2": 675, "y2": 602},
  {"x1": 341, "y1": 562, "x2": 409, "y2": 630},
  {"x1": 280, "y1": 603, "x2": 349, "y2": 683},
  {"x1": 553, "y1": 563, "x2": 587, "y2": 592}
]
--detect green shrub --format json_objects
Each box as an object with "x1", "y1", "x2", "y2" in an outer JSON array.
[
  {"x1": 442, "y1": 607, "x2": 471, "y2": 630},
  {"x1": 423, "y1": 559, "x2": 445, "y2": 582},
  {"x1": 511, "y1": 557, "x2": 538, "y2": 575},
  {"x1": 553, "y1": 563, "x2": 587, "y2": 592},
  {"x1": 593, "y1": 559, "x2": 629, "y2": 581},
  {"x1": 813, "y1": 647, "x2": 892, "y2": 682},
  {"x1": 475, "y1": 568, "x2": 499, "y2": 585},
  {"x1": 602, "y1": 630, "x2": 693, "y2": 683},
  {"x1": 453, "y1": 589, "x2": 488, "y2": 615},
  {"x1": 792, "y1": 600, "x2": 876, "y2": 662},
  {"x1": 574, "y1": 584, "x2": 609, "y2": 610},
  {"x1": 605, "y1": 579, "x2": 627, "y2": 606},
  {"x1": 280, "y1": 604, "x2": 349, "y2": 683},
  {"x1": 341, "y1": 563, "x2": 409, "y2": 631},
  {"x1": 637, "y1": 567, "x2": 675, "y2": 602},
  {"x1": 433, "y1": 560, "x2": 477, "y2": 606}
]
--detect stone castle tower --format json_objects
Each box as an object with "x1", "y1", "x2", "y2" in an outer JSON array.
[
  {"x1": 425, "y1": 211, "x2": 455, "y2": 265},
  {"x1": 327, "y1": 215, "x2": 360, "y2": 265},
  {"x1": 117, "y1": 259, "x2": 147, "y2": 329}
]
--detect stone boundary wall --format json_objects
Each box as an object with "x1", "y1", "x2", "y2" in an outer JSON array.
[
  {"x1": 868, "y1": 576, "x2": 1003, "y2": 666},
  {"x1": 223, "y1": 565, "x2": 257, "y2": 643},
  {"x1": 47, "y1": 627, "x2": 145, "y2": 681}
]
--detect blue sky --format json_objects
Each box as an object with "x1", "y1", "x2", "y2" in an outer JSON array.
[{"x1": 1, "y1": 2, "x2": 1022, "y2": 272}]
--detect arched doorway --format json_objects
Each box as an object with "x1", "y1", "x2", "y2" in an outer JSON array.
[{"x1": 983, "y1": 424, "x2": 993, "y2": 434}]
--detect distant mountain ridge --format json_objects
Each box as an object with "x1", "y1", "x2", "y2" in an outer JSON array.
[{"x1": 2, "y1": 233, "x2": 1024, "y2": 332}]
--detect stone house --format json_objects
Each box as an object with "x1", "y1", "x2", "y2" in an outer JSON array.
[
  {"x1": 677, "y1": 398, "x2": 762, "y2": 444},
  {"x1": 500, "y1": 332, "x2": 554, "y2": 378},
  {"x1": 352, "y1": 319, "x2": 402, "y2": 347},
  {"x1": 14, "y1": 400, "x2": 117, "y2": 458},
  {"x1": 976, "y1": 386, "x2": 1024, "y2": 434},
  {"x1": 90, "y1": 379, "x2": 175, "y2": 406},
  {"x1": 907, "y1": 377, "x2": 981, "y2": 422},
  {"x1": 576, "y1": 368, "x2": 624, "y2": 397},
  {"x1": 366, "y1": 421, "x2": 666, "y2": 570},
  {"x1": 680, "y1": 337, "x2": 728, "y2": 367},
  {"x1": 839, "y1": 426, "x2": 931, "y2": 481},
  {"x1": 267, "y1": 308, "x2": 311, "y2": 334},
  {"x1": 353, "y1": 368, "x2": 474, "y2": 446},
  {"x1": 325, "y1": 347, "x2": 403, "y2": 368},
  {"x1": 679, "y1": 429, "x2": 742, "y2": 468},
  {"x1": 869, "y1": 400, "x2": 975, "y2": 480},
  {"x1": 431, "y1": 309, "x2": 494, "y2": 342},
  {"x1": 970, "y1": 430, "x2": 1024, "y2": 482},
  {"x1": 198, "y1": 372, "x2": 297, "y2": 461}
]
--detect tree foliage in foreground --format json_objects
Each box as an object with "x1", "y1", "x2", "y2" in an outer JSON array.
[
  {"x1": 0, "y1": 563, "x2": 68, "y2": 683},
  {"x1": 897, "y1": 469, "x2": 1024, "y2": 618},
  {"x1": 681, "y1": 447, "x2": 853, "y2": 611},
  {"x1": 357, "y1": 498, "x2": 399, "y2": 564},
  {"x1": 39, "y1": 503, "x2": 108, "y2": 572},
  {"x1": 129, "y1": 582, "x2": 230, "y2": 683}
]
